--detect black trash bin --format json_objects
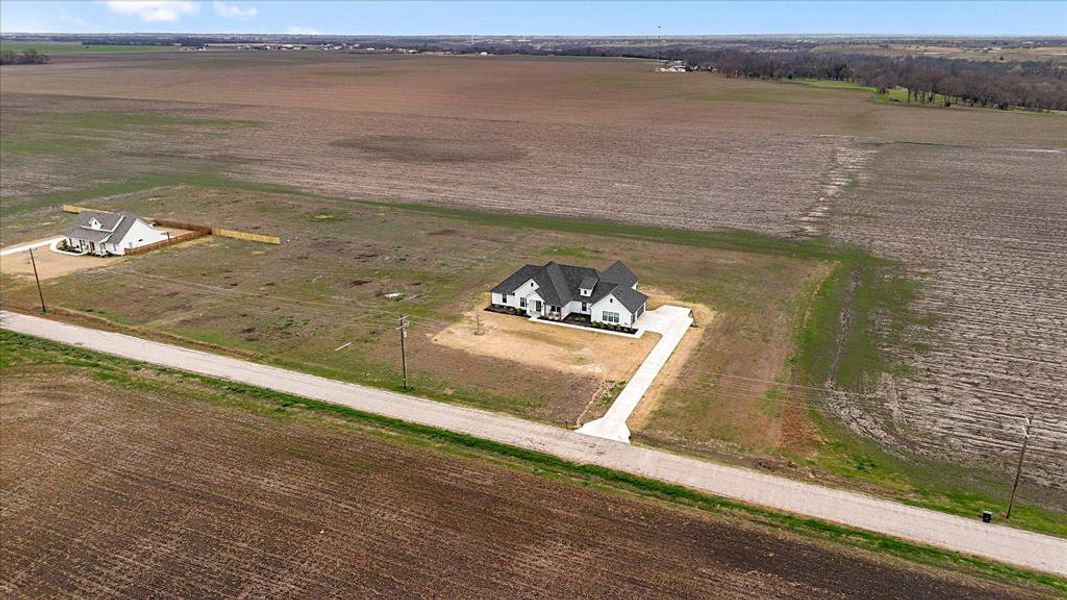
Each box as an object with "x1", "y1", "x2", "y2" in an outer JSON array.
[{"x1": 982, "y1": 510, "x2": 992, "y2": 523}]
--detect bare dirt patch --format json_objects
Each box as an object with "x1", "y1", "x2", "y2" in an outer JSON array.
[
  {"x1": 431, "y1": 296, "x2": 658, "y2": 381},
  {"x1": 0, "y1": 244, "x2": 118, "y2": 280},
  {"x1": 332, "y1": 134, "x2": 526, "y2": 163}
]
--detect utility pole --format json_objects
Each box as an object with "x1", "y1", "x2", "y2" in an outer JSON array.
[
  {"x1": 397, "y1": 315, "x2": 409, "y2": 389},
  {"x1": 28, "y1": 247, "x2": 46, "y2": 312},
  {"x1": 474, "y1": 312, "x2": 484, "y2": 336},
  {"x1": 1005, "y1": 415, "x2": 1033, "y2": 520}
]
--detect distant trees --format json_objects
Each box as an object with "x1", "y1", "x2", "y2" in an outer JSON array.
[
  {"x1": 400, "y1": 38, "x2": 1067, "y2": 111},
  {"x1": 0, "y1": 49, "x2": 50, "y2": 65},
  {"x1": 651, "y1": 48, "x2": 1067, "y2": 111}
]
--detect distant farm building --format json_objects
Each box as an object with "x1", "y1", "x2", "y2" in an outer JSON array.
[
  {"x1": 64, "y1": 211, "x2": 170, "y2": 256},
  {"x1": 656, "y1": 61, "x2": 687, "y2": 73}
]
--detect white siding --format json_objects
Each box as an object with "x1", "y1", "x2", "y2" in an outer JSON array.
[
  {"x1": 523, "y1": 290, "x2": 543, "y2": 316},
  {"x1": 590, "y1": 293, "x2": 634, "y2": 326},
  {"x1": 494, "y1": 278, "x2": 544, "y2": 313},
  {"x1": 562, "y1": 300, "x2": 586, "y2": 317},
  {"x1": 66, "y1": 218, "x2": 169, "y2": 257},
  {"x1": 117, "y1": 219, "x2": 170, "y2": 253}
]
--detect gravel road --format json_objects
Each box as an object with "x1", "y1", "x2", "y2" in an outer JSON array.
[{"x1": 2, "y1": 310, "x2": 1064, "y2": 576}]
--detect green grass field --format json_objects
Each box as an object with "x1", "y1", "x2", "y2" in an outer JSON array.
[{"x1": 794, "y1": 79, "x2": 951, "y2": 107}]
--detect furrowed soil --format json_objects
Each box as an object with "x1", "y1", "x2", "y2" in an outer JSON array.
[
  {"x1": 2, "y1": 52, "x2": 1065, "y2": 494},
  {"x1": 828, "y1": 141, "x2": 1067, "y2": 492},
  {"x1": 0, "y1": 363, "x2": 1045, "y2": 599}
]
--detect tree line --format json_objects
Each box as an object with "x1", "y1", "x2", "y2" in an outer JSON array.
[
  {"x1": 0, "y1": 49, "x2": 50, "y2": 65},
  {"x1": 405, "y1": 39, "x2": 1067, "y2": 112},
  {"x1": 660, "y1": 48, "x2": 1067, "y2": 111}
]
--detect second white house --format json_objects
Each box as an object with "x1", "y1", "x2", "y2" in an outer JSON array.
[{"x1": 64, "y1": 210, "x2": 171, "y2": 256}]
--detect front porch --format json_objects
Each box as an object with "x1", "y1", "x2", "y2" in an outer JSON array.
[{"x1": 542, "y1": 305, "x2": 564, "y2": 320}]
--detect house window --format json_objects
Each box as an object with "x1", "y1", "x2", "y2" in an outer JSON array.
[
  {"x1": 503, "y1": 294, "x2": 511, "y2": 304},
  {"x1": 602, "y1": 311, "x2": 620, "y2": 324},
  {"x1": 581, "y1": 302, "x2": 588, "y2": 312},
  {"x1": 519, "y1": 297, "x2": 527, "y2": 308}
]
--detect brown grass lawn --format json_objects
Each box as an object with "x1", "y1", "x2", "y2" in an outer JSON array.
[{"x1": 0, "y1": 186, "x2": 825, "y2": 447}]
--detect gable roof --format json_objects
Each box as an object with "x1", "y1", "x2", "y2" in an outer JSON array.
[
  {"x1": 605, "y1": 285, "x2": 649, "y2": 313},
  {"x1": 491, "y1": 260, "x2": 645, "y2": 310},
  {"x1": 490, "y1": 264, "x2": 542, "y2": 296},
  {"x1": 600, "y1": 260, "x2": 638, "y2": 287},
  {"x1": 65, "y1": 211, "x2": 149, "y2": 245}
]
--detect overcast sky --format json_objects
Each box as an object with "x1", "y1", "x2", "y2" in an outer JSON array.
[{"x1": 2, "y1": 1, "x2": 1065, "y2": 36}]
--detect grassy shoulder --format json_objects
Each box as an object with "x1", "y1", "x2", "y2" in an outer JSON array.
[
  {"x1": 1, "y1": 329, "x2": 1062, "y2": 594},
  {"x1": 791, "y1": 253, "x2": 1066, "y2": 537}
]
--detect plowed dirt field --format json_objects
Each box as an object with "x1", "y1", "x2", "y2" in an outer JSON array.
[{"x1": 0, "y1": 364, "x2": 1043, "y2": 599}]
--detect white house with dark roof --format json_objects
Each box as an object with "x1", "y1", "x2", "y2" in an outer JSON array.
[
  {"x1": 64, "y1": 210, "x2": 170, "y2": 256},
  {"x1": 490, "y1": 260, "x2": 648, "y2": 327}
]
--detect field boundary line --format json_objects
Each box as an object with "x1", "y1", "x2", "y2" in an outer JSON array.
[
  {"x1": 1, "y1": 310, "x2": 1065, "y2": 577},
  {"x1": 211, "y1": 227, "x2": 280, "y2": 245}
]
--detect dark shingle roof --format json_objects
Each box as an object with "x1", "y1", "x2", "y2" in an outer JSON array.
[
  {"x1": 490, "y1": 264, "x2": 541, "y2": 295},
  {"x1": 600, "y1": 260, "x2": 638, "y2": 287},
  {"x1": 606, "y1": 285, "x2": 649, "y2": 313},
  {"x1": 585, "y1": 280, "x2": 615, "y2": 305},
  {"x1": 491, "y1": 260, "x2": 645, "y2": 311}
]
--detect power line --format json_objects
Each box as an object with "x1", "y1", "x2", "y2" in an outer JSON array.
[{"x1": 27, "y1": 247, "x2": 46, "y2": 313}]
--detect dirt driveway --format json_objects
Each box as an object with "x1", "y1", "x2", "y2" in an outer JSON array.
[
  {"x1": 0, "y1": 241, "x2": 118, "y2": 280},
  {"x1": 431, "y1": 299, "x2": 658, "y2": 382}
]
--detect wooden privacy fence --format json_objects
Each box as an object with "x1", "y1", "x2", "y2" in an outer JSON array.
[
  {"x1": 152, "y1": 220, "x2": 279, "y2": 244},
  {"x1": 211, "y1": 228, "x2": 281, "y2": 245},
  {"x1": 124, "y1": 230, "x2": 208, "y2": 256},
  {"x1": 151, "y1": 219, "x2": 213, "y2": 235}
]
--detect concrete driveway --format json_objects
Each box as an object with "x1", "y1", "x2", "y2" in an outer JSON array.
[
  {"x1": 578, "y1": 305, "x2": 694, "y2": 443},
  {"x1": 0, "y1": 236, "x2": 65, "y2": 257}
]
